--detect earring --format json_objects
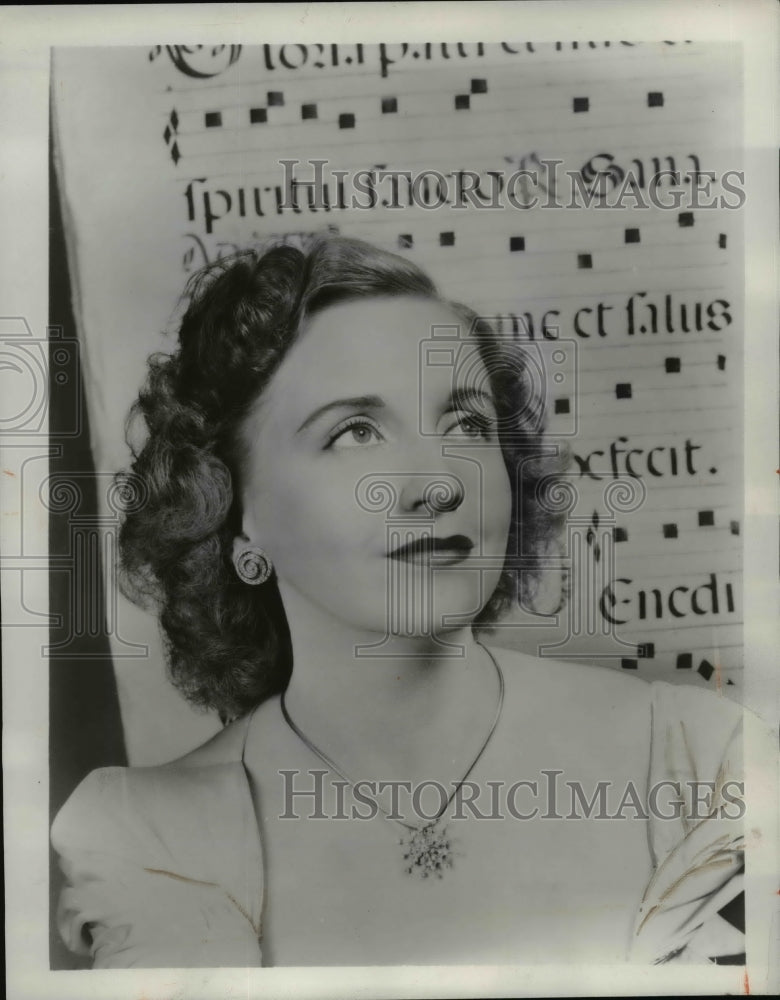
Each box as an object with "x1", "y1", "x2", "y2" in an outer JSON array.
[{"x1": 234, "y1": 545, "x2": 273, "y2": 585}]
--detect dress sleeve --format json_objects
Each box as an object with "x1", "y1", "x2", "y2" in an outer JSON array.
[
  {"x1": 630, "y1": 682, "x2": 758, "y2": 964},
  {"x1": 51, "y1": 764, "x2": 264, "y2": 968}
]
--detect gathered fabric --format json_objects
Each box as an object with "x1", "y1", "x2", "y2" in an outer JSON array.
[
  {"x1": 629, "y1": 683, "x2": 746, "y2": 964},
  {"x1": 52, "y1": 762, "x2": 264, "y2": 968}
]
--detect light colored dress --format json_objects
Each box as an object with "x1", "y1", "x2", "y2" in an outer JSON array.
[{"x1": 51, "y1": 675, "x2": 749, "y2": 968}]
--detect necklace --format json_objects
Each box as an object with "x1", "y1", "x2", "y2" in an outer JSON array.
[{"x1": 279, "y1": 642, "x2": 505, "y2": 879}]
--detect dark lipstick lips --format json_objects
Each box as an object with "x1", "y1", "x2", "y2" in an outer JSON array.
[{"x1": 388, "y1": 534, "x2": 474, "y2": 562}]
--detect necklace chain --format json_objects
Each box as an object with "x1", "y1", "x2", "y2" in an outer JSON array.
[{"x1": 279, "y1": 643, "x2": 505, "y2": 878}]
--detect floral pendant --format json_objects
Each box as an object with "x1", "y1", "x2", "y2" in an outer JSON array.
[{"x1": 400, "y1": 822, "x2": 454, "y2": 878}]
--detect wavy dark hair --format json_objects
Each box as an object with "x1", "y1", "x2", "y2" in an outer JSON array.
[{"x1": 118, "y1": 234, "x2": 565, "y2": 719}]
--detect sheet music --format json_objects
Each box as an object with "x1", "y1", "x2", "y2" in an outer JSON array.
[{"x1": 52, "y1": 40, "x2": 744, "y2": 762}]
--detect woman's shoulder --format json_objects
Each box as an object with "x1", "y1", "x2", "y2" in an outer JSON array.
[
  {"x1": 647, "y1": 675, "x2": 744, "y2": 731},
  {"x1": 482, "y1": 643, "x2": 757, "y2": 965},
  {"x1": 483, "y1": 641, "x2": 653, "y2": 711},
  {"x1": 483, "y1": 642, "x2": 752, "y2": 770},
  {"x1": 50, "y1": 718, "x2": 264, "y2": 968},
  {"x1": 169, "y1": 708, "x2": 254, "y2": 767},
  {"x1": 51, "y1": 714, "x2": 258, "y2": 872},
  {"x1": 485, "y1": 641, "x2": 747, "y2": 723}
]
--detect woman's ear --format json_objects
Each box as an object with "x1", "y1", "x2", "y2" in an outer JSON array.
[
  {"x1": 233, "y1": 516, "x2": 270, "y2": 562},
  {"x1": 236, "y1": 505, "x2": 260, "y2": 547},
  {"x1": 232, "y1": 533, "x2": 251, "y2": 563}
]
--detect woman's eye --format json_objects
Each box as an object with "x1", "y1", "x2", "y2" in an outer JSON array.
[
  {"x1": 326, "y1": 419, "x2": 384, "y2": 450},
  {"x1": 442, "y1": 411, "x2": 494, "y2": 440}
]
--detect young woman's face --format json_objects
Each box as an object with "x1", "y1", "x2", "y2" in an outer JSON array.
[{"x1": 237, "y1": 296, "x2": 513, "y2": 637}]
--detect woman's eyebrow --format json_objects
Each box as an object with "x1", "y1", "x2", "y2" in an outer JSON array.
[{"x1": 296, "y1": 394, "x2": 385, "y2": 434}]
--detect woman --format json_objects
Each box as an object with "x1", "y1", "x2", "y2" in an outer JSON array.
[{"x1": 52, "y1": 235, "x2": 749, "y2": 968}]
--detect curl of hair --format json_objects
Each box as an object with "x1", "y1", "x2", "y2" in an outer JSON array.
[{"x1": 118, "y1": 235, "x2": 567, "y2": 720}]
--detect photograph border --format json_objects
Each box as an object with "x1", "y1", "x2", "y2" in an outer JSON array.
[{"x1": 2, "y1": 3, "x2": 777, "y2": 997}]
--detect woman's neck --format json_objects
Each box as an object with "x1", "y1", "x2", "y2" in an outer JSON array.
[{"x1": 276, "y1": 581, "x2": 500, "y2": 786}]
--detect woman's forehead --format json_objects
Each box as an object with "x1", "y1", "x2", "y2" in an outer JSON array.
[
  {"x1": 264, "y1": 296, "x2": 487, "y2": 406},
  {"x1": 302, "y1": 295, "x2": 471, "y2": 350}
]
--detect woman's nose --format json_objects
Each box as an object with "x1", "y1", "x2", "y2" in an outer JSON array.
[
  {"x1": 355, "y1": 434, "x2": 468, "y2": 518},
  {"x1": 397, "y1": 460, "x2": 466, "y2": 516},
  {"x1": 411, "y1": 475, "x2": 465, "y2": 515},
  {"x1": 393, "y1": 434, "x2": 467, "y2": 515},
  {"x1": 354, "y1": 468, "x2": 465, "y2": 520}
]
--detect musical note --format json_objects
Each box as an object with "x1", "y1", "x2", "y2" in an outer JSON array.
[{"x1": 162, "y1": 108, "x2": 181, "y2": 164}]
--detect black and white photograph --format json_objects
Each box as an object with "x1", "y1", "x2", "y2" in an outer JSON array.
[{"x1": 2, "y1": 3, "x2": 778, "y2": 998}]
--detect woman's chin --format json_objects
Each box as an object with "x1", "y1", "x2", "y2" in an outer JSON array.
[{"x1": 344, "y1": 586, "x2": 489, "y2": 642}]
